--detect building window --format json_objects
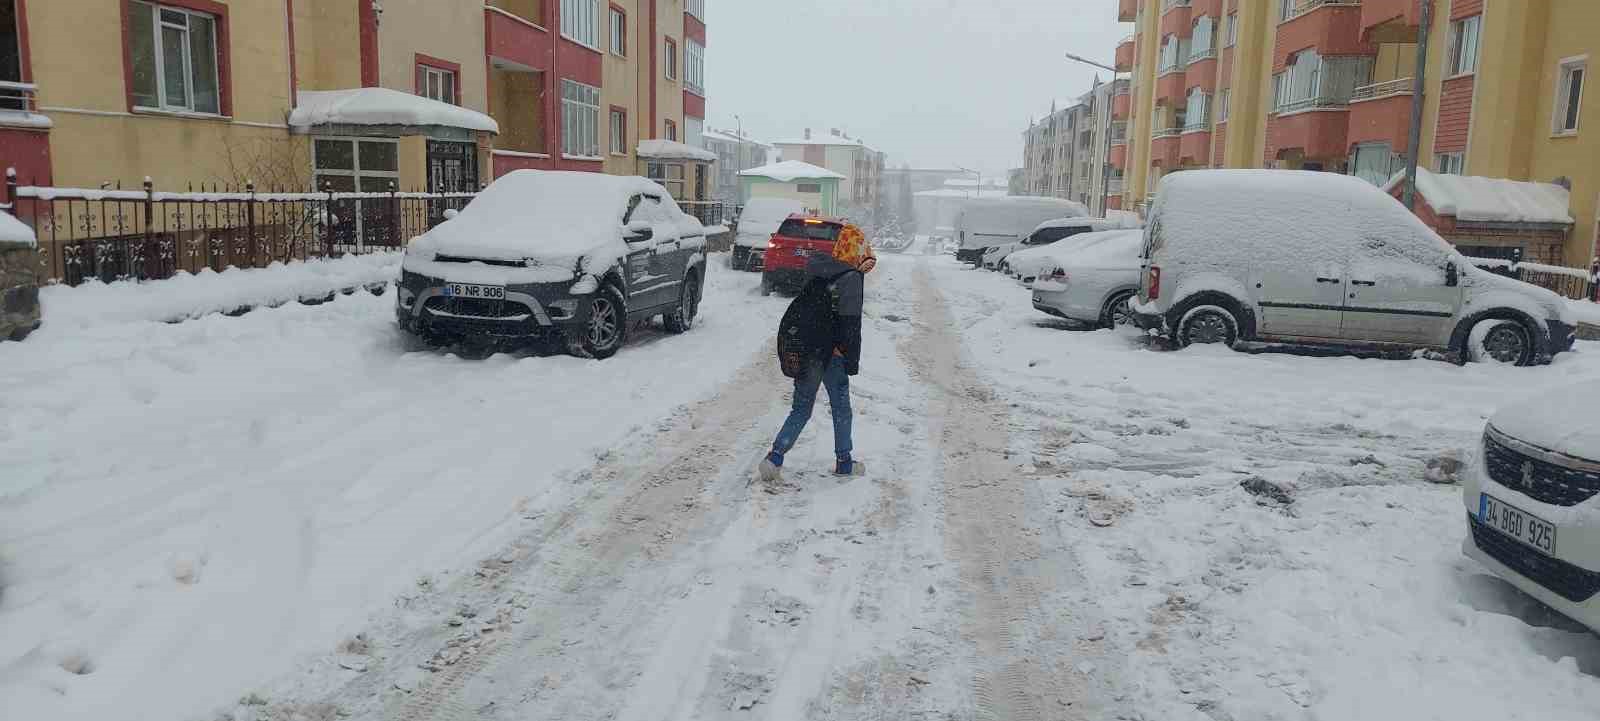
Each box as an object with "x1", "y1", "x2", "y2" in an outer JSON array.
[
  {"x1": 685, "y1": 40, "x2": 705, "y2": 95},
  {"x1": 561, "y1": 78, "x2": 600, "y2": 158},
  {"x1": 1278, "y1": 0, "x2": 1295, "y2": 22},
  {"x1": 561, "y1": 0, "x2": 599, "y2": 48},
  {"x1": 646, "y1": 162, "x2": 685, "y2": 199},
  {"x1": 1351, "y1": 143, "x2": 1401, "y2": 186},
  {"x1": 686, "y1": 0, "x2": 704, "y2": 21},
  {"x1": 665, "y1": 119, "x2": 677, "y2": 141},
  {"x1": 314, "y1": 137, "x2": 399, "y2": 192},
  {"x1": 1554, "y1": 57, "x2": 1586, "y2": 135},
  {"x1": 609, "y1": 107, "x2": 626, "y2": 155},
  {"x1": 1159, "y1": 34, "x2": 1186, "y2": 72},
  {"x1": 1225, "y1": 13, "x2": 1237, "y2": 47},
  {"x1": 664, "y1": 37, "x2": 678, "y2": 81},
  {"x1": 1217, "y1": 88, "x2": 1230, "y2": 122},
  {"x1": 797, "y1": 183, "x2": 822, "y2": 194},
  {"x1": 128, "y1": 1, "x2": 221, "y2": 114},
  {"x1": 416, "y1": 62, "x2": 457, "y2": 105},
  {"x1": 1447, "y1": 15, "x2": 1481, "y2": 76},
  {"x1": 609, "y1": 6, "x2": 626, "y2": 57},
  {"x1": 1190, "y1": 16, "x2": 1215, "y2": 60},
  {"x1": 1435, "y1": 152, "x2": 1465, "y2": 175}
]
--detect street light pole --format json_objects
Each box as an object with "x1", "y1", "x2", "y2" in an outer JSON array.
[
  {"x1": 1403, "y1": 0, "x2": 1433, "y2": 211},
  {"x1": 1064, "y1": 52, "x2": 1121, "y2": 219}
]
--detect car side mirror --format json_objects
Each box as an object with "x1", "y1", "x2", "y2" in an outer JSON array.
[{"x1": 1445, "y1": 261, "x2": 1459, "y2": 287}]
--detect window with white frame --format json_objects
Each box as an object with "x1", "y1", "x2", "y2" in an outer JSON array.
[
  {"x1": 1435, "y1": 152, "x2": 1465, "y2": 175},
  {"x1": 1217, "y1": 88, "x2": 1230, "y2": 121},
  {"x1": 609, "y1": 107, "x2": 626, "y2": 154},
  {"x1": 1275, "y1": 49, "x2": 1323, "y2": 110},
  {"x1": 1554, "y1": 57, "x2": 1586, "y2": 134},
  {"x1": 561, "y1": 0, "x2": 599, "y2": 48},
  {"x1": 128, "y1": 1, "x2": 221, "y2": 113},
  {"x1": 416, "y1": 64, "x2": 456, "y2": 105},
  {"x1": 1351, "y1": 142, "x2": 1401, "y2": 186},
  {"x1": 1159, "y1": 34, "x2": 1186, "y2": 72},
  {"x1": 685, "y1": 40, "x2": 705, "y2": 95},
  {"x1": 1447, "y1": 15, "x2": 1481, "y2": 76},
  {"x1": 1225, "y1": 13, "x2": 1238, "y2": 47},
  {"x1": 609, "y1": 6, "x2": 626, "y2": 56},
  {"x1": 1185, "y1": 88, "x2": 1209, "y2": 129},
  {"x1": 561, "y1": 78, "x2": 600, "y2": 158},
  {"x1": 686, "y1": 0, "x2": 705, "y2": 21},
  {"x1": 1190, "y1": 16, "x2": 1216, "y2": 60},
  {"x1": 664, "y1": 38, "x2": 678, "y2": 81},
  {"x1": 1278, "y1": 0, "x2": 1296, "y2": 22}
]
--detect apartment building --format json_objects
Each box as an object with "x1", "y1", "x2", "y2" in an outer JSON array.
[
  {"x1": 702, "y1": 127, "x2": 773, "y2": 205},
  {"x1": 771, "y1": 128, "x2": 886, "y2": 211},
  {"x1": 0, "y1": 0, "x2": 710, "y2": 200},
  {"x1": 1114, "y1": 0, "x2": 1596, "y2": 264},
  {"x1": 1020, "y1": 80, "x2": 1119, "y2": 212}
]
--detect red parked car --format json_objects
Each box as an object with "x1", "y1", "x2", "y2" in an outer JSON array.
[{"x1": 760, "y1": 215, "x2": 846, "y2": 295}]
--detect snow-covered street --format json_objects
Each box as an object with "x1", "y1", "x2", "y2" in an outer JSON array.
[{"x1": 6, "y1": 250, "x2": 1600, "y2": 720}]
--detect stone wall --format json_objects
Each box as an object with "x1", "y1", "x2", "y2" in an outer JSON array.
[{"x1": 1, "y1": 240, "x2": 40, "y2": 341}]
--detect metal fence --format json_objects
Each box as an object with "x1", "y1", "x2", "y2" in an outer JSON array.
[
  {"x1": 4, "y1": 174, "x2": 473, "y2": 287},
  {"x1": 1464, "y1": 255, "x2": 1599, "y2": 302},
  {"x1": 680, "y1": 200, "x2": 727, "y2": 229}
]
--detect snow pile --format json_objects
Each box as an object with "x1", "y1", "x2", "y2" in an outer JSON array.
[
  {"x1": 734, "y1": 198, "x2": 805, "y2": 249},
  {"x1": 35, "y1": 252, "x2": 399, "y2": 329},
  {"x1": 1568, "y1": 299, "x2": 1600, "y2": 327},
  {"x1": 636, "y1": 139, "x2": 717, "y2": 162},
  {"x1": 0, "y1": 210, "x2": 37, "y2": 247},
  {"x1": 406, "y1": 170, "x2": 701, "y2": 282},
  {"x1": 738, "y1": 160, "x2": 844, "y2": 182},
  {"x1": 1386, "y1": 168, "x2": 1573, "y2": 224},
  {"x1": 289, "y1": 88, "x2": 500, "y2": 134}
]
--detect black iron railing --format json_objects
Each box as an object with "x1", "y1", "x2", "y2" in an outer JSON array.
[
  {"x1": 4, "y1": 172, "x2": 473, "y2": 287},
  {"x1": 679, "y1": 200, "x2": 727, "y2": 229},
  {"x1": 1464, "y1": 255, "x2": 1599, "y2": 302}
]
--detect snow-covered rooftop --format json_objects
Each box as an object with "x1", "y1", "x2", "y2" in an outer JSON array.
[
  {"x1": 914, "y1": 188, "x2": 1011, "y2": 200},
  {"x1": 702, "y1": 128, "x2": 772, "y2": 147},
  {"x1": 0, "y1": 210, "x2": 37, "y2": 247},
  {"x1": 772, "y1": 135, "x2": 877, "y2": 152},
  {"x1": 636, "y1": 139, "x2": 717, "y2": 162},
  {"x1": 1384, "y1": 168, "x2": 1573, "y2": 225},
  {"x1": 738, "y1": 160, "x2": 845, "y2": 182},
  {"x1": 289, "y1": 88, "x2": 499, "y2": 134}
]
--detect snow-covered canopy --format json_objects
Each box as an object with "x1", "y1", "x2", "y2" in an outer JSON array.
[
  {"x1": 0, "y1": 210, "x2": 37, "y2": 247},
  {"x1": 1384, "y1": 168, "x2": 1573, "y2": 225},
  {"x1": 739, "y1": 160, "x2": 844, "y2": 182},
  {"x1": 289, "y1": 88, "x2": 499, "y2": 134},
  {"x1": 408, "y1": 171, "x2": 698, "y2": 278},
  {"x1": 636, "y1": 139, "x2": 717, "y2": 162}
]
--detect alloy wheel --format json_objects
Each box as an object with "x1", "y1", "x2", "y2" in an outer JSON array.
[
  {"x1": 1183, "y1": 310, "x2": 1232, "y2": 345},
  {"x1": 588, "y1": 297, "x2": 619, "y2": 349},
  {"x1": 1481, "y1": 323, "x2": 1529, "y2": 364}
]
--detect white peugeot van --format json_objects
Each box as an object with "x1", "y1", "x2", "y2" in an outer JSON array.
[
  {"x1": 1131, "y1": 170, "x2": 1575, "y2": 366},
  {"x1": 1464, "y1": 385, "x2": 1600, "y2": 633}
]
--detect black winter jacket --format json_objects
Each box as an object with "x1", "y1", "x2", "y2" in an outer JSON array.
[{"x1": 804, "y1": 255, "x2": 864, "y2": 375}]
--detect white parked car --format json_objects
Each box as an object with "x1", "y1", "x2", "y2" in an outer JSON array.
[
  {"x1": 1132, "y1": 170, "x2": 1575, "y2": 365},
  {"x1": 731, "y1": 197, "x2": 806, "y2": 271},
  {"x1": 1029, "y1": 230, "x2": 1144, "y2": 327},
  {"x1": 1005, "y1": 217, "x2": 1143, "y2": 284},
  {"x1": 1463, "y1": 387, "x2": 1600, "y2": 633}
]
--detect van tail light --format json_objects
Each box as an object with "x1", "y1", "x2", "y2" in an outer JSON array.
[{"x1": 1147, "y1": 265, "x2": 1162, "y2": 300}]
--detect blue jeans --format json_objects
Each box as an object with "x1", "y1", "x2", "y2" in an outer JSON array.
[{"x1": 772, "y1": 357, "x2": 852, "y2": 460}]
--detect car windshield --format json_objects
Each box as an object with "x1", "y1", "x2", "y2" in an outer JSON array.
[{"x1": 23, "y1": 5, "x2": 1600, "y2": 721}]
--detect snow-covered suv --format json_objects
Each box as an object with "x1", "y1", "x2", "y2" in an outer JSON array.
[
  {"x1": 1463, "y1": 387, "x2": 1600, "y2": 633},
  {"x1": 397, "y1": 171, "x2": 706, "y2": 358},
  {"x1": 1132, "y1": 170, "x2": 1575, "y2": 365}
]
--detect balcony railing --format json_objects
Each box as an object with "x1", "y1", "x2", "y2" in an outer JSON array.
[
  {"x1": 1273, "y1": 56, "x2": 1374, "y2": 113},
  {"x1": 1182, "y1": 113, "x2": 1211, "y2": 132},
  {"x1": 1154, "y1": 127, "x2": 1184, "y2": 139},
  {"x1": 0, "y1": 80, "x2": 39, "y2": 113},
  {"x1": 1113, "y1": 79, "x2": 1132, "y2": 96},
  {"x1": 1110, "y1": 121, "x2": 1128, "y2": 142},
  {"x1": 1163, "y1": 0, "x2": 1193, "y2": 11},
  {"x1": 1107, "y1": 178, "x2": 1125, "y2": 194},
  {"x1": 1284, "y1": 0, "x2": 1361, "y2": 22},
  {"x1": 1350, "y1": 77, "x2": 1413, "y2": 102},
  {"x1": 1188, "y1": 47, "x2": 1218, "y2": 63}
]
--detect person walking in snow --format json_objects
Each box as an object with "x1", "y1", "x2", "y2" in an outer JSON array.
[{"x1": 759, "y1": 224, "x2": 877, "y2": 481}]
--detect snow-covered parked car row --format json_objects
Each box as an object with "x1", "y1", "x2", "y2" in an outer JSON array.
[
  {"x1": 397, "y1": 171, "x2": 707, "y2": 359},
  {"x1": 1131, "y1": 170, "x2": 1575, "y2": 366}
]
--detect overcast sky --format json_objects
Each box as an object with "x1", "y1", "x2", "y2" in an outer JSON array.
[{"x1": 705, "y1": 0, "x2": 1126, "y2": 177}]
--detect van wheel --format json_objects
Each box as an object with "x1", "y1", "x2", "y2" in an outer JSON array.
[
  {"x1": 1177, "y1": 305, "x2": 1239, "y2": 348},
  {"x1": 1100, "y1": 291, "x2": 1136, "y2": 329},
  {"x1": 1468, "y1": 319, "x2": 1534, "y2": 365},
  {"x1": 569, "y1": 284, "x2": 627, "y2": 359},
  {"x1": 664, "y1": 273, "x2": 701, "y2": 333}
]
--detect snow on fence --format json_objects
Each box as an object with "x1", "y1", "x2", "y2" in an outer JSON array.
[
  {"x1": 2, "y1": 169, "x2": 475, "y2": 287},
  {"x1": 1462, "y1": 255, "x2": 1599, "y2": 302}
]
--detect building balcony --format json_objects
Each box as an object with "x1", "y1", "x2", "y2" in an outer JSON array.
[
  {"x1": 1179, "y1": 126, "x2": 1211, "y2": 165},
  {"x1": 1116, "y1": 37, "x2": 1135, "y2": 72},
  {"x1": 1107, "y1": 177, "x2": 1126, "y2": 195},
  {"x1": 1277, "y1": 0, "x2": 1371, "y2": 67},
  {"x1": 1119, "y1": 0, "x2": 1137, "y2": 23},
  {"x1": 1160, "y1": 2, "x2": 1194, "y2": 37},
  {"x1": 1268, "y1": 105, "x2": 1351, "y2": 162},
  {"x1": 1156, "y1": 68, "x2": 1188, "y2": 106},
  {"x1": 1191, "y1": 0, "x2": 1224, "y2": 17},
  {"x1": 485, "y1": 1, "x2": 552, "y2": 73},
  {"x1": 1185, "y1": 54, "x2": 1219, "y2": 93},
  {"x1": 1109, "y1": 142, "x2": 1128, "y2": 170},
  {"x1": 1361, "y1": 0, "x2": 1423, "y2": 43},
  {"x1": 1150, "y1": 128, "x2": 1182, "y2": 167},
  {"x1": 1112, "y1": 92, "x2": 1132, "y2": 120},
  {"x1": 1347, "y1": 78, "x2": 1414, "y2": 153}
]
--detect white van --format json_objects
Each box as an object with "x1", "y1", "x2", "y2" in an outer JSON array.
[
  {"x1": 1132, "y1": 170, "x2": 1575, "y2": 365},
  {"x1": 954, "y1": 196, "x2": 1088, "y2": 266},
  {"x1": 731, "y1": 198, "x2": 807, "y2": 271}
]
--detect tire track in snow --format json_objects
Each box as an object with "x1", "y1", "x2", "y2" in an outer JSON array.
[{"x1": 903, "y1": 262, "x2": 1091, "y2": 721}]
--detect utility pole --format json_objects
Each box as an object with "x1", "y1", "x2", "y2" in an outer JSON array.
[{"x1": 1403, "y1": 0, "x2": 1433, "y2": 211}]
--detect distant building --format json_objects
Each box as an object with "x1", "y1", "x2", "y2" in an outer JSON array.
[
  {"x1": 771, "y1": 128, "x2": 886, "y2": 210},
  {"x1": 1021, "y1": 79, "x2": 1117, "y2": 213},
  {"x1": 881, "y1": 168, "x2": 973, "y2": 194},
  {"x1": 739, "y1": 160, "x2": 845, "y2": 216},
  {"x1": 703, "y1": 128, "x2": 774, "y2": 205}
]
